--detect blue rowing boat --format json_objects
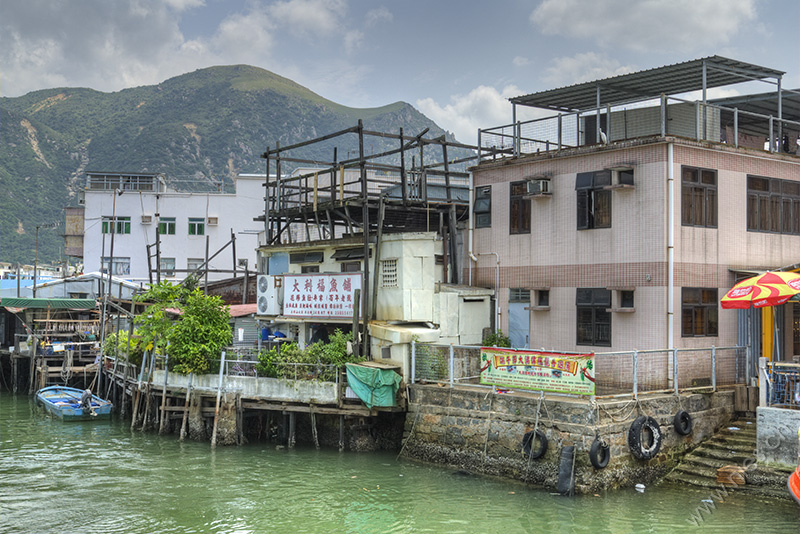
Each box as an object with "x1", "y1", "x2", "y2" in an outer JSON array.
[{"x1": 35, "y1": 386, "x2": 113, "y2": 421}]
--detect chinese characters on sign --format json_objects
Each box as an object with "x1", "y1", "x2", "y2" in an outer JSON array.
[
  {"x1": 479, "y1": 348, "x2": 595, "y2": 395},
  {"x1": 283, "y1": 273, "x2": 362, "y2": 318}
]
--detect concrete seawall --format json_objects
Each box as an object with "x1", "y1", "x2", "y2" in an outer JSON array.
[{"x1": 401, "y1": 385, "x2": 735, "y2": 493}]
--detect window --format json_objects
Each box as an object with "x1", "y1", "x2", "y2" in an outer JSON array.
[
  {"x1": 620, "y1": 290, "x2": 635, "y2": 308},
  {"x1": 509, "y1": 181, "x2": 531, "y2": 234},
  {"x1": 474, "y1": 186, "x2": 491, "y2": 228},
  {"x1": 747, "y1": 176, "x2": 800, "y2": 235},
  {"x1": 188, "y1": 217, "x2": 205, "y2": 236},
  {"x1": 618, "y1": 169, "x2": 634, "y2": 186},
  {"x1": 576, "y1": 171, "x2": 611, "y2": 229},
  {"x1": 158, "y1": 217, "x2": 176, "y2": 235},
  {"x1": 187, "y1": 258, "x2": 204, "y2": 272},
  {"x1": 510, "y1": 288, "x2": 530, "y2": 302},
  {"x1": 101, "y1": 256, "x2": 131, "y2": 276},
  {"x1": 101, "y1": 216, "x2": 131, "y2": 234},
  {"x1": 160, "y1": 257, "x2": 175, "y2": 277},
  {"x1": 301, "y1": 265, "x2": 319, "y2": 273},
  {"x1": 681, "y1": 167, "x2": 717, "y2": 228},
  {"x1": 681, "y1": 288, "x2": 718, "y2": 337},
  {"x1": 576, "y1": 288, "x2": 611, "y2": 346},
  {"x1": 341, "y1": 261, "x2": 361, "y2": 273},
  {"x1": 381, "y1": 259, "x2": 398, "y2": 288},
  {"x1": 536, "y1": 290, "x2": 550, "y2": 307}
]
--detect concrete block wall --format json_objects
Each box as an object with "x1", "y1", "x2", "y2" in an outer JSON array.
[{"x1": 402, "y1": 385, "x2": 734, "y2": 493}]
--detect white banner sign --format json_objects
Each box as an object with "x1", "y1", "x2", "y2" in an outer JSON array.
[{"x1": 283, "y1": 273, "x2": 362, "y2": 318}]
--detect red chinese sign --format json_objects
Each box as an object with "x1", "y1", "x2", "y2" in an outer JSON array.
[{"x1": 283, "y1": 273, "x2": 362, "y2": 318}]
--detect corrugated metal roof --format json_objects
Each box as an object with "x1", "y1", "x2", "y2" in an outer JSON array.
[
  {"x1": 709, "y1": 89, "x2": 800, "y2": 122},
  {"x1": 510, "y1": 56, "x2": 785, "y2": 112}
]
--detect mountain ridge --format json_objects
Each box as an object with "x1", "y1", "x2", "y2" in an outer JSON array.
[{"x1": 0, "y1": 65, "x2": 460, "y2": 264}]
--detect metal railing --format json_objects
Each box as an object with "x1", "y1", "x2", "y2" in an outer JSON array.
[
  {"x1": 411, "y1": 341, "x2": 747, "y2": 399},
  {"x1": 479, "y1": 95, "x2": 800, "y2": 160},
  {"x1": 766, "y1": 362, "x2": 800, "y2": 408}
]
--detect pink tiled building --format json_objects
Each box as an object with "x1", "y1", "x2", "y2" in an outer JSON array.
[{"x1": 470, "y1": 57, "x2": 800, "y2": 368}]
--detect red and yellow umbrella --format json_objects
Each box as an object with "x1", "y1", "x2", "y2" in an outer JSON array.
[{"x1": 721, "y1": 271, "x2": 800, "y2": 309}]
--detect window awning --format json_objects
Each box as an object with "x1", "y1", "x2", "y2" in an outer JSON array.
[
  {"x1": 289, "y1": 251, "x2": 324, "y2": 264},
  {"x1": 0, "y1": 297, "x2": 97, "y2": 311},
  {"x1": 331, "y1": 248, "x2": 370, "y2": 260}
]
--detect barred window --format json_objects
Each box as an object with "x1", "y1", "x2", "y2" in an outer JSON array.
[
  {"x1": 509, "y1": 181, "x2": 531, "y2": 234},
  {"x1": 381, "y1": 259, "x2": 398, "y2": 288}
]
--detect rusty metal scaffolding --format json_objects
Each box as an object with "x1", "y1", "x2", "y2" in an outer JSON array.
[{"x1": 258, "y1": 120, "x2": 496, "y2": 358}]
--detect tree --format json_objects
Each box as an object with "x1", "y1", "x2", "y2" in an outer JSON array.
[{"x1": 134, "y1": 281, "x2": 232, "y2": 374}]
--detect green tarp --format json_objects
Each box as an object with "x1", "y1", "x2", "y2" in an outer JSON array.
[
  {"x1": 0, "y1": 297, "x2": 97, "y2": 310},
  {"x1": 345, "y1": 363, "x2": 402, "y2": 410}
]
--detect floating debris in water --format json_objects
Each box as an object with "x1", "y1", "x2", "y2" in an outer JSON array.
[
  {"x1": 728, "y1": 427, "x2": 740, "y2": 431},
  {"x1": 635, "y1": 484, "x2": 645, "y2": 493},
  {"x1": 702, "y1": 499, "x2": 713, "y2": 503}
]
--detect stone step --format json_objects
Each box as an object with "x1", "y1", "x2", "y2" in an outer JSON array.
[{"x1": 691, "y1": 448, "x2": 754, "y2": 464}]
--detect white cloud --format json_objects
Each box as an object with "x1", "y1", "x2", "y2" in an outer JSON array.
[
  {"x1": 544, "y1": 52, "x2": 635, "y2": 86},
  {"x1": 365, "y1": 6, "x2": 392, "y2": 27},
  {"x1": 531, "y1": 0, "x2": 756, "y2": 52},
  {"x1": 267, "y1": 0, "x2": 346, "y2": 37},
  {"x1": 211, "y1": 9, "x2": 275, "y2": 64},
  {"x1": 416, "y1": 85, "x2": 550, "y2": 145},
  {"x1": 0, "y1": 0, "x2": 280, "y2": 97},
  {"x1": 513, "y1": 56, "x2": 530, "y2": 67},
  {"x1": 344, "y1": 30, "x2": 364, "y2": 54},
  {"x1": 164, "y1": 0, "x2": 205, "y2": 12}
]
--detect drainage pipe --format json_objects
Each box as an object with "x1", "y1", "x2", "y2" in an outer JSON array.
[{"x1": 667, "y1": 142, "x2": 675, "y2": 350}]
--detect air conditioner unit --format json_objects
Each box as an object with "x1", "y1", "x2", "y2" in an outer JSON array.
[
  {"x1": 527, "y1": 178, "x2": 551, "y2": 195},
  {"x1": 256, "y1": 274, "x2": 282, "y2": 315},
  {"x1": 141, "y1": 214, "x2": 153, "y2": 224},
  {"x1": 207, "y1": 216, "x2": 219, "y2": 226}
]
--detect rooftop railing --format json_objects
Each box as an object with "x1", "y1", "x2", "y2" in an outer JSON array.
[{"x1": 478, "y1": 95, "x2": 800, "y2": 161}]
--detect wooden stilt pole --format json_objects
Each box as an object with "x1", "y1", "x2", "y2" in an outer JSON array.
[
  {"x1": 211, "y1": 351, "x2": 226, "y2": 448},
  {"x1": 179, "y1": 373, "x2": 193, "y2": 441},
  {"x1": 288, "y1": 412, "x2": 296, "y2": 449},
  {"x1": 158, "y1": 356, "x2": 169, "y2": 435},
  {"x1": 339, "y1": 414, "x2": 345, "y2": 452},
  {"x1": 311, "y1": 408, "x2": 319, "y2": 450}
]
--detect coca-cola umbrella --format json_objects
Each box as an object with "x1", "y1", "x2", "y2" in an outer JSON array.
[{"x1": 721, "y1": 271, "x2": 800, "y2": 309}]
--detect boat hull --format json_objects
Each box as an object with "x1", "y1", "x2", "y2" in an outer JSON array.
[
  {"x1": 36, "y1": 386, "x2": 113, "y2": 421},
  {"x1": 788, "y1": 466, "x2": 800, "y2": 505}
]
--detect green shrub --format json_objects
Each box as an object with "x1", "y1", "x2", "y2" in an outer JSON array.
[
  {"x1": 482, "y1": 329, "x2": 511, "y2": 348},
  {"x1": 255, "y1": 329, "x2": 360, "y2": 381}
]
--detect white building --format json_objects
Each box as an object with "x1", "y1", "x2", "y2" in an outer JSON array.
[{"x1": 80, "y1": 172, "x2": 266, "y2": 284}]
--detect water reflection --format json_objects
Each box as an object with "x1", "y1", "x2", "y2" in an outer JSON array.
[{"x1": 1, "y1": 393, "x2": 798, "y2": 533}]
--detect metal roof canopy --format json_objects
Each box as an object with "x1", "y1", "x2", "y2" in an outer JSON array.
[
  {"x1": 710, "y1": 89, "x2": 800, "y2": 123},
  {"x1": 510, "y1": 56, "x2": 785, "y2": 113}
]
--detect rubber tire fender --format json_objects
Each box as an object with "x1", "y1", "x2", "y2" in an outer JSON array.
[
  {"x1": 589, "y1": 437, "x2": 610, "y2": 469},
  {"x1": 521, "y1": 429, "x2": 548, "y2": 459},
  {"x1": 673, "y1": 410, "x2": 693, "y2": 436},
  {"x1": 627, "y1": 415, "x2": 662, "y2": 460}
]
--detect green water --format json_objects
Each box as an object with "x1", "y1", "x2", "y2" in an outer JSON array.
[{"x1": 2, "y1": 393, "x2": 799, "y2": 534}]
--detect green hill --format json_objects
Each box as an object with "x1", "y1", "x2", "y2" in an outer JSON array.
[{"x1": 0, "y1": 65, "x2": 462, "y2": 264}]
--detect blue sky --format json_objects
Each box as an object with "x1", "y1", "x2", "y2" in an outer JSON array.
[{"x1": 1, "y1": 0, "x2": 797, "y2": 143}]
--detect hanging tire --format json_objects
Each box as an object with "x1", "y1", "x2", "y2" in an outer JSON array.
[
  {"x1": 627, "y1": 415, "x2": 662, "y2": 460},
  {"x1": 522, "y1": 429, "x2": 548, "y2": 459},
  {"x1": 589, "y1": 437, "x2": 610, "y2": 469},
  {"x1": 673, "y1": 410, "x2": 693, "y2": 436}
]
